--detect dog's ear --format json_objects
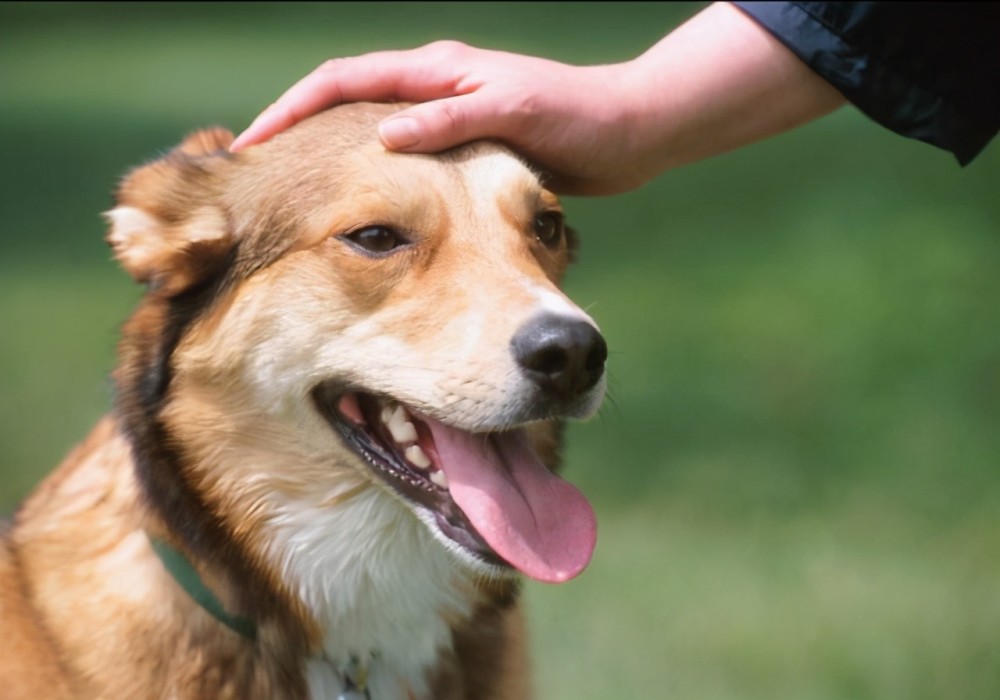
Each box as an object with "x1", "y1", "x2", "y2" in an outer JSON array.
[{"x1": 105, "y1": 128, "x2": 236, "y2": 297}]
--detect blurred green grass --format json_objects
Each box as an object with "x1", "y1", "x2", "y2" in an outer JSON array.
[{"x1": 2, "y1": 3, "x2": 998, "y2": 699}]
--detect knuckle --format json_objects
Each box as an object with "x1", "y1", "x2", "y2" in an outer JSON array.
[
  {"x1": 318, "y1": 57, "x2": 344, "y2": 72},
  {"x1": 423, "y1": 39, "x2": 470, "y2": 62},
  {"x1": 435, "y1": 101, "x2": 466, "y2": 135},
  {"x1": 490, "y1": 89, "x2": 538, "y2": 133},
  {"x1": 506, "y1": 90, "x2": 539, "y2": 120},
  {"x1": 274, "y1": 101, "x2": 304, "y2": 126}
]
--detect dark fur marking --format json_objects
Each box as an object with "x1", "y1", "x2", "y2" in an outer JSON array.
[{"x1": 113, "y1": 239, "x2": 310, "y2": 667}]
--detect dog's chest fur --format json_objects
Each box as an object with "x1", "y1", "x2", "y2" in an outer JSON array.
[{"x1": 268, "y1": 485, "x2": 478, "y2": 698}]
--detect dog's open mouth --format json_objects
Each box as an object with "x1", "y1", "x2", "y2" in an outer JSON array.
[{"x1": 312, "y1": 385, "x2": 596, "y2": 583}]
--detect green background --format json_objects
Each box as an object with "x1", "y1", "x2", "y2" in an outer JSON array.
[{"x1": 2, "y1": 3, "x2": 998, "y2": 698}]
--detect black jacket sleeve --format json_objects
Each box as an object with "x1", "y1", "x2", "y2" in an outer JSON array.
[{"x1": 733, "y1": 2, "x2": 1000, "y2": 164}]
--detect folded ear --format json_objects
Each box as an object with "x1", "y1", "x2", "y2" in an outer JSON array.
[{"x1": 105, "y1": 128, "x2": 236, "y2": 297}]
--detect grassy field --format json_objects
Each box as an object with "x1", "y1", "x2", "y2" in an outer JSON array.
[{"x1": 2, "y1": 3, "x2": 999, "y2": 698}]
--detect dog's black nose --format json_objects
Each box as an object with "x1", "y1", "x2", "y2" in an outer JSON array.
[{"x1": 511, "y1": 314, "x2": 607, "y2": 399}]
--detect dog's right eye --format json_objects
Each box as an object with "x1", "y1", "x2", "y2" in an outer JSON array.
[
  {"x1": 533, "y1": 211, "x2": 564, "y2": 249},
  {"x1": 342, "y1": 226, "x2": 409, "y2": 256}
]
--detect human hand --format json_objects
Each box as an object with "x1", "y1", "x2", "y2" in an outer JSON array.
[
  {"x1": 231, "y1": 41, "x2": 656, "y2": 195},
  {"x1": 231, "y1": 4, "x2": 843, "y2": 196}
]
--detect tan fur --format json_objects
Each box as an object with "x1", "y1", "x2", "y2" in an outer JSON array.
[{"x1": 0, "y1": 103, "x2": 597, "y2": 699}]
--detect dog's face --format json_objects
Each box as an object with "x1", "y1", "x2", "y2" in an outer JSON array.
[{"x1": 106, "y1": 104, "x2": 606, "y2": 596}]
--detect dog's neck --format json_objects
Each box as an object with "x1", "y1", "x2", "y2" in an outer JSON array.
[
  {"x1": 140, "y1": 425, "x2": 496, "y2": 698},
  {"x1": 135, "y1": 421, "x2": 503, "y2": 699},
  {"x1": 146, "y1": 534, "x2": 259, "y2": 640}
]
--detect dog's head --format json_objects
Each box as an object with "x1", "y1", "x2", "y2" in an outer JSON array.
[{"x1": 106, "y1": 104, "x2": 606, "y2": 593}]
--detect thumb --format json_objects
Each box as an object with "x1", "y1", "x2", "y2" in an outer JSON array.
[{"x1": 378, "y1": 93, "x2": 508, "y2": 153}]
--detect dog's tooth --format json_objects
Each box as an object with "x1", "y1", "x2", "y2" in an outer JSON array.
[
  {"x1": 430, "y1": 470, "x2": 449, "y2": 489},
  {"x1": 404, "y1": 445, "x2": 432, "y2": 469},
  {"x1": 386, "y1": 405, "x2": 418, "y2": 444},
  {"x1": 390, "y1": 403, "x2": 408, "y2": 424},
  {"x1": 380, "y1": 405, "x2": 395, "y2": 425},
  {"x1": 397, "y1": 421, "x2": 418, "y2": 443}
]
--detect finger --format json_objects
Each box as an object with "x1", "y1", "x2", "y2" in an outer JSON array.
[
  {"x1": 232, "y1": 54, "x2": 395, "y2": 151},
  {"x1": 379, "y1": 98, "x2": 620, "y2": 196},
  {"x1": 231, "y1": 47, "x2": 469, "y2": 151},
  {"x1": 230, "y1": 101, "x2": 304, "y2": 152},
  {"x1": 376, "y1": 90, "x2": 518, "y2": 153}
]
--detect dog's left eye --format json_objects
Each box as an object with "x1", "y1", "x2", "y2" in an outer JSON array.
[
  {"x1": 343, "y1": 226, "x2": 409, "y2": 255},
  {"x1": 533, "y1": 212, "x2": 564, "y2": 248}
]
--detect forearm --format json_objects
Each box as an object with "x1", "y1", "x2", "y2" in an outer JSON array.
[{"x1": 618, "y1": 2, "x2": 845, "y2": 176}]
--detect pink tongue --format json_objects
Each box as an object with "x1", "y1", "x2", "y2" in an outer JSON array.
[{"x1": 424, "y1": 419, "x2": 597, "y2": 583}]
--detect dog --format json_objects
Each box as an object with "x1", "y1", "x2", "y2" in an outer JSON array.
[{"x1": 0, "y1": 103, "x2": 607, "y2": 700}]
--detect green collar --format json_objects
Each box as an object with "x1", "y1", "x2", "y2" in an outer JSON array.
[{"x1": 148, "y1": 534, "x2": 258, "y2": 641}]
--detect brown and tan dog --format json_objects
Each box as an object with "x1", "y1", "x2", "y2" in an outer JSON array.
[{"x1": 0, "y1": 103, "x2": 607, "y2": 700}]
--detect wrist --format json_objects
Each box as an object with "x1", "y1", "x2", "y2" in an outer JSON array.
[{"x1": 617, "y1": 2, "x2": 845, "y2": 177}]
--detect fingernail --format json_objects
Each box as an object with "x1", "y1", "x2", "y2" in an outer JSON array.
[
  {"x1": 229, "y1": 133, "x2": 249, "y2": 152},
  {"x1": 230, "y1": 105, "x2": 279, "y2": 151},
  {"x1": 378, "y1": 117, "x2": 421, "y2": 149},
  {"x1": 230, "y1": 122, "x2": 263, "y2": 152}
]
